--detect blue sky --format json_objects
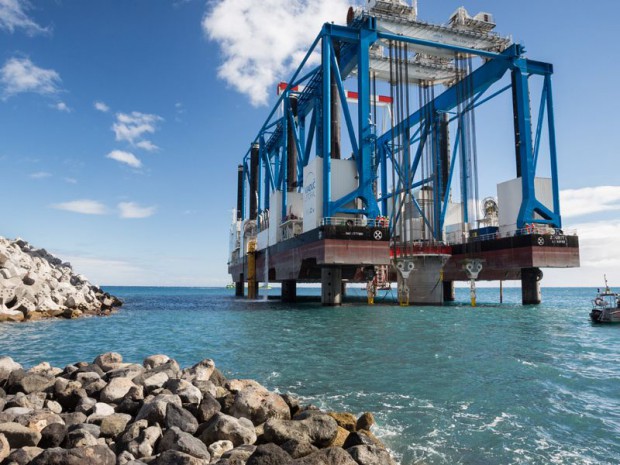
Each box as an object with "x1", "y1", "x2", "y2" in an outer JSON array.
[{"x1": 0, "y1": 0, "x2": 619, "y2": 287}]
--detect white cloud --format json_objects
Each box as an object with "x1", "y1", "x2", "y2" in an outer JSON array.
[
  {"x1": 0, "y1": 0, "x2": 48, "y2": 35},
  {"x1": 29, "y1": 171, "x2": 51, "y2": 179},
  {"x1": 54, "y1": 101, "x2": 70, "y2": 112},
  {"x1": 561, "y1": 186, "x2": 620, "y2": 218},
  {"x1": 112, "y1": 111, "x2": 163, "y2": 149},
  {"x1": 106, "y1": 149, "x2": 142, "y2": 168},
  {"x1": 1, "y1": 57, "x2": 61, "y2": 98},
  {"x1": 94, "y1": 101, "x2": 109, "y2": 113},
  {"x1": 64, "y1": 177, "x2": 77, "y2": 184},
  {"x1": 202, "y1": 0, "x2": 348, "y2": 106},
  {"x1": 135, "y1": 140, "x2": 159, "y2": 152},
  {"x1": 60, "y1": 255, "x2": 145, "y2": 286},
  {"x1": 52, "y1": 199, "x2": 108, "y2": 215},
  {"x1": 118, "y1": 201, "x2": 157, "y2": 219}
]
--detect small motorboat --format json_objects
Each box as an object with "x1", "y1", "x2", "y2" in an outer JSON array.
[{"x1": 590, "y1": 276, "x2": 620, "y2": 323}]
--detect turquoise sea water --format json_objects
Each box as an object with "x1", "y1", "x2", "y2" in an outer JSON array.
[{"x1": 0, "y1": 286, "x2": 618, "y2": 464}]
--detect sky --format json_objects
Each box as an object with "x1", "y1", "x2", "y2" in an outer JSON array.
[{"x1": 0, "y1": 0, "x2": 619, "y2": 287}]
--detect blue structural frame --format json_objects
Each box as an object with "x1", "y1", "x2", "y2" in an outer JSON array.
[{"x1": 238, "y1": 14, "x2": 562, "y2": 236}]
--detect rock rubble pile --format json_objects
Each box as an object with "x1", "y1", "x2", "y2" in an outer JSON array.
[
  {"x1": 0, "y1": 353, "x2": 396, "y2": 465},
  {"x1": 0, "y1": 237, "x2": 122, "y2": 322}
]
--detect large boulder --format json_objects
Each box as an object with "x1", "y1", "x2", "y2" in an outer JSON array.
[
  {"x1": 157, "y1": 426, "x2": 210, "y2": 460},
  {"x1": 164, "y1": 403, "x2": 199, "y2": 434},
  {"x1": 99, "y1": 377, "x2": 138, "y2": 403},
  {"x1": 199, "y1": 413, "x2": 257, "y2": 447},
  {"x1": 246, "y1": 443, "x2": 292, "y2": 465},
  {"x1": 229, "y1": 385, "x2": 291, "y2": 425},
  {"x1": 94, "y1": 353, "x2": 124, "y2": 372},
  {"x1": 292, "y1": 447, "x2": 358, "y2": 465},
  {"x1": 0, "y1": 422, "x2": 42, "y2": 447},
  {"x1": 135, "y1": 394, "x2": 182, "y2": 425},
  {"x1": 29, "y1": 445, "x2": 116, "y2": 465},
  {"x1": 263, "y1": 414, "x2": 338, "y2": 448},
  {"x1": 346, "y1": 445, "x2": 396, "y2": 465},
  {"x1": 151, "y1": 450, "x2": 207, "y2": 465}
]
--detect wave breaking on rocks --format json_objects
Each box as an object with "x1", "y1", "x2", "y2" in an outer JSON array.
[
  {"x1": 0, "y1": 237, "x2": 122, "y2": 322},
  {"x1": 0, "y1": 353, "x2": 396, "y2": 465}
]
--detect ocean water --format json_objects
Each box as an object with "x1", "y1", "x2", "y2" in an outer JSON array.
[{"x1": 0, "y1": 286, "x2": 618, "y2": 465}]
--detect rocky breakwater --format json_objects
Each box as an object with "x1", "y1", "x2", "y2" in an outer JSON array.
[
  {"x1": 0, "y1": 353, "x2": 396, "y2": 465},
  {"x1": 0, "y1": 237, "x2": 122, "y2": 322}
]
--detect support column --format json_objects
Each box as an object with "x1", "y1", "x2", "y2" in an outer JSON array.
[
  {"x1": 443, "y1": 281, "x2": 455, "y2": 302},
  {"x1": 321, "y1": 267, "x2": 342, "y2": 306},
  {"x1": 521, "y1": 267, "x2": 542, "y2": 305},
  {"x1": 235, "y1": 274, "x2": 244, "y2": 298},
  {"x1": 281, "y1": 280, "x2": 297, "y2": 303}
]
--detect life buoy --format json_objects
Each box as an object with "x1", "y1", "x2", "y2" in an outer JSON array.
[{"x1": 594, "y1": 297, "x2": 605, "y2": 307}]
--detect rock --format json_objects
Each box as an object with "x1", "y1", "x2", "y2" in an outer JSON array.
[
  {"x1": 68, "y1": 422, "x2": 101, "y2": 439},
  {"x1": 246, "y1": 443, "x2": 292, "y2": 465},
  {"x1": 94, "y1": 353, "x2": 124, "y2": 372},
  {"x1": 327, "y1": 413, "x2": 357, "y2": 433},
  {"x1": 225, "y1": 380, "x2": 263, "y2": 394},
  {"x1": 196, "y1": 394, "x2": 221, "y2": 423},
  {"x1": 76, "y1": 396, "x2": 97, "y2": 415},
  {"x1": 60, "y1": 412, "x2": 88, "y2": 427},
  {"x1": 215, "y1": 444, "x2": 257, "y2": 465},
  {"x1": 143, "y1": 355, "x2": 170, "y2": 370},
  {"x1": 136, "y1": 425, "x2": 162, "y2": 458},
  {"x1": 117, "y1": 419, "x2": 148, "y2": 453},
  {"x1": 355, "y1": 413, "x2": 374, "y2": 432},
  {"x1": 230, "y1": 386, "x2": 291, "y2": 425},
  {"x1": 84, "y1": 378, "x2": 108, "y2": 397},
  {"x1": 0, "y1": 356, "x2": 22, "y2": 383},
  {"x1": 100, "y1": 413, "x2": 132, "y2": 438},
  {"x1": 117, "y1": 451, "x2": 136, "y2": 465},
  {"x1": 100, "y1": 377, "x2": 138, "y2": 403},
  {"x1": 0, "y1": 421, "x2": 42, "y2": 447},
  {"x1": 293, "y1": 447, "x2": 358, "y2": 465},
  {"x1": 263, "y1": 414, "x2": 338, "y2": 448},
  {"x1": 281, "y1": 394, "x2": 300, "y2": 417},
  {"x1": 55, "y1": 381, "x2": 87, "y2": 410},
  {"x1": 135, "y1": 394, "x2": 182, "y2": 425},
  {"x1": 164, "y1": 403, "x2": 199, "y2": 434},
  {"x1": 45, "y1": 400, "x2": 63, "y2": 414},
  {"x1": 66, "y1": 429, "x2": 99, "y2": 448},
  {"x1": 157, "y1": 427, "x2": 210, "y2": 460},
  {"x1": 199, "y1": 413, "x2": 257, "y2": 447},
  {"x1": 142, "y1": 372, "x2": 170, "y2": 393},
  {"x1": 192, "y1": 379, "x2": 217, "y2": 398},
  {"x1": 208, "y1": 440, "x2": 233, "y2": 462},
  {"x1": 164, "y1": 379, "x2": 202, "y2": 405},
  {"x1": 39, "y1": 422, "x2": 68, "y2": 448},
  {"x1": 209, "y1": 368, "x2": 227, "y2": 388},
  {"x1": 15, "y1": 373, "x2": 56, "y2": 394},
  {"x1": 106, "y1": 364, "x2": 145, "y2": 380},
  {"x1": 346, "y1": 445, "x2": 396, "y2": 465},
  {"x1": 91, "y1": 402, "x2": 115, "y2": 417},
  {"x1": 15, "y1": 410, "x2": 64, "y2": 433},
  {"x1": 5, "y1": 446, "x2": 43, "y2": 465},
  {"x1": 0, "y1": 433, "x2": 9, "y2": 462},
  {"x1": 329, "y1": 427, "x2": 349, "y2": 448},
  {"x1": 280, "y1": 440, "x2": 318, "y2": 459},
  {"x1": 151, "y1": 450, "x2": 206, "y2": 465},
  {"x1": 342, "y1": 431, "x2": 382, "y2": 450},
  {"x1": 30, "y1": 445, "x2": 116, "y2": 465}
]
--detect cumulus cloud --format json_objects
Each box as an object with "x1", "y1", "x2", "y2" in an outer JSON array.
[
  {"x1": 64, "y1": 177, "x2": 77, "y2": 184},
  {"x1": 118, "y1": 201, "x2": 157, "y2": 219},
  {"x1": 106, "y1": 150, "x2": 142, "y2": 168},
  {"x1": 0, "y1": 57, "x2": 61, "y2": 98},
  {"x1": 202, "y1": 0, "x2": 349, "y2": 106},
  {"x1": 52, "y1": 199, "x2": 107, "y2": 215},
  {"x1": 560, "y1": 186, "x2": 620, "y2": 218},
  {"x1": 135, "y1": 140, "x2": 159, "y2": 152},
  {"x1": 0, "y1": 0, "x2": 49, "y2": 35},
  {"x1": 94, "y1": 101, "x2": 109, "y2": 113},
  {"x1": 112, "y1": 111, "x2": 163, "y2": 149}
]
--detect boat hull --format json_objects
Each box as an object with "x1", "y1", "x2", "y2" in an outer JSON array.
[{"x1": 590, "y1": 308, "x2": 620, "y2": 324}]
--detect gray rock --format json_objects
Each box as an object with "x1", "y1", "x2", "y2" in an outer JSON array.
[
  {"x1": 135, "y1": 425, "x2": 162, "y2": 458},
  {"x1": 39, "y1": 422, "x2": 68, "y2": 448},
  {"x1": 117, "y1": 450, "x2": 137, "y2": 465},
  {"x1": 214, "y1": 444, "x2": 257, "y2": 465},
  {"x1": 5, "y1": 446, "x2": 43, "y2": 465},
  {"x1": 136, "y1": 394, "x2": 182, "y2": 425},
  {"x1": 341, "y1": 432, "x2": 376, "y2": 449},
  {"x1": 100, "y1": 377, "x2": 138, "y2": 404},
  {"x1": 55, "y1": 380, "x2": 87, "y2": 410},
  {"x1": 355, "y1": 413, "x2": 375, "y2": 432},
  {"x1": 0, "y1": 356, "x2": 20, "y2": 385},
  {"x1": 164, "y1": 403, "x2": 198, "y2": 434},
  {"x1": 182, "y1": 359, "x2": 215, "y2": 384},
  {"x1": 15, "y1": 410, "x2": 64, "y2": 433},
  {"x1": 45, "y1": 400, "x2": 63, "y2": 414},
  {"x1": 99, "y1": 413, "x2": 132, "y2": 438},
  {"x1": 94, "y1": 353, "x2": 124, "y2": 372},
  {"x1": 91, "y1": 402, "x2": 115, "y2": 417},
  {"x1": 263, "y1": 414, "x2": 338, "y2": 448},
  {"x1": 246, "y1": 443, "x2": 292, "y2": 465},
  {"x1": 151, "y1": 450, "x2": 207, "y2": 465},
  {"x1": 196, "y1": 394, "x2": 221, "y2": 423},
  {"x1": 157, "y1": 426, "x2": 210, "y2": 460},
  {"x1": 76, "y1": 396, "x2": 97, "y2": 415},
  {"x1": 29, "y1": 445, "x2": 116, "y2": 465},
  {"x1": 199, "y1": 413, "x2": 257, "y2": 447},
  {"x1": 60, "y1": 412, "x2": 88, "y2": 427},
  {"x1": 208, "y1": 440, "x2": 233, "y2": 462},
  {"x1": 164, "y1": 379, "x2": 203, "y2": 405},
  {"x1": 15, "y1": 373, "x2": 56, "y2": 394},
  {"x1": 209, "y1": 368, "x2": 227, "y2": 388},
  {"x1": 143, "y1": 355, "x2": 170, "y2": 370},
  {"x1": 84, "y1": 378, "x2": 108, "y2": 397},
  {"x1": 106, "y1": 364, "x2": 145, "y2": 380},
  {"x1": 69, "y1": 422, "x2": 100, "y2": 438},
  {"x1": 0, "y1": 422, "x2": 41, "y2": 447},
  {"x1": 117, "y1": 420, "x2": 148, "y2": 453},
  {"x1": 0, "y1": 433, "x2": 9, "y2": 462},
  {"x1": 292, "y1": 448, "x2": 358, "y2": 465},
  {"x1": 230, "y1": 386, "x2": 291, "y2": 425},
  {"x1": 66, "y1": 429, "x2": 99, "y2": 448},
  {"x1": 281, "y1": 440, "x2": 318, "y2": 459},
  {"x1": 346, "y1": 445, "x2": 396, "y2": 465}
]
